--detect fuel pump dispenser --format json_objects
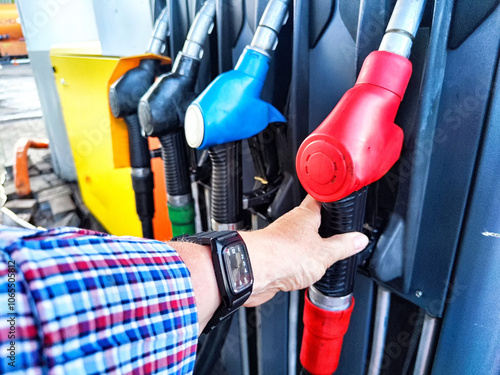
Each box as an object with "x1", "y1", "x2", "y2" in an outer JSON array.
[
  {"x1": 138, "y1": 0, "x2": 216, "y2": 237},
  {"x1": 295, "y1": 0, "x2": 427, "y2": 373},
  {"x1": 108, "y1": 7, "x2": 170, "y2": 238}
]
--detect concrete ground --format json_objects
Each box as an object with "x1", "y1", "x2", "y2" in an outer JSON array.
[{"x1": 0, "y1": 63, "x2": 47, "y2": 168}]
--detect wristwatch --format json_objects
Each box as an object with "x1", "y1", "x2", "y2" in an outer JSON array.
[{"x1": 172, "y1": 231, "x2": 254, "y2": 333}]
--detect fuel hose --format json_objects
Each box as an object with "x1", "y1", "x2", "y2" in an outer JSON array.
[
  {"x1": 139, "y1": 0, "x2": 216, "y2": 237},
  {"x1": 209, "y1": 142, "x2": 243, "y2": 229},
  {"x1": 108, "y1": 6, "x2": 172, "y2": 238},
  {"x1": 109, "y1": 58, "x2": 160, "y2": 239}
]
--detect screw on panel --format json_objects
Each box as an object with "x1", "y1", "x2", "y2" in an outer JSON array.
[{"x1": 415, "y1": 290, "x2": 423, "y2": 298}]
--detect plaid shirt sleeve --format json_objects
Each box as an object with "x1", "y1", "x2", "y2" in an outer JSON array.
[{"x1": 0, "y1": 225, "x2": 199, "y2": 375}]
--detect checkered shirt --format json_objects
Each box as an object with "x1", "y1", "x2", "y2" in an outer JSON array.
[{"x1": 0, "y1": 225, "x2": 199, "y2": 374}]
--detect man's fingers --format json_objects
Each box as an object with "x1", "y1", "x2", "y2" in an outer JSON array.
[{"x1": 323, "y1": 232, "x2": 369, "y2": 264}]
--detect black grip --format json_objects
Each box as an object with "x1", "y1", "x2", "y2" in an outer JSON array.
[
  {"x1": 140, "y1": 220, "x2": 154, "y2": 240},
  {"x1": 126, "y1": 113, "x2": 155, "y2": 238},
  {"x1": 131, "y1": 168, "x2": 155, "y2": 239},
  {"x1": 209, "y1": 142, "x2": 243, "y2": 225},
  {"x1": 159, "y1": 131, "x2": 191, "y2": 197},
  {"x1": 125, "y1": 114, "x2": 151, "y2": 168},
  {"x1": 314, "y1": 187, "x2": 368, "y2": 297}
]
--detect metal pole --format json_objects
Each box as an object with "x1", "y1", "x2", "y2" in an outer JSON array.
[
  {"x1": 413, "y1": 314, "x2": 440, "y2": 375},
  {"x1": 367, "y1": 287, "x2": 392, "y2": 375},
  {"x1": 239, "y1": 308, "x2": 251, "y2": 375},
  {"x1": 288, "y1": 290, "x2": 299, "y2": 375}
]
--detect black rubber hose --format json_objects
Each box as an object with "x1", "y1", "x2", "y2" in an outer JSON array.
[
  {"x1": 314, "y1": 187, "x2": 368, "y2": 297},
  {"x1": 141, "y1": 220, "x2": 154, "y2": 240},
  {"x1": 125, "y1": 114, "x2": 155, "y2": 238},
  {"x1": 131, "y1": 169, "x2": 155, "y2": 239},
  {"x1": 209, "y1": 142, "x2": 243, "y2": 225},
  {"x1": 124, "y1": 114, "x2": 151, "y2": 169},
  {"x1": 159, "y1": 131, "x2": 191, "y2": 197}
]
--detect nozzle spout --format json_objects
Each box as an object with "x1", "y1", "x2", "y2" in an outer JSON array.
[
  {"x1": 181, "y1": 0, "x2": 216, "y2": 60},
  {"x1": 379, "y1": 0, "x2": 427, "y2": 58},
  {"x1": 148, "y1": 6, "x2": 170, "y2": 55},
  {"x1": 250, "y1": 0, "x2": 290, "y2": 55}
]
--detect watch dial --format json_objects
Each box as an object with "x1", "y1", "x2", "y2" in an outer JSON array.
[{"x1": 223, "y1": 244, "x2": 252, "y2": 294}]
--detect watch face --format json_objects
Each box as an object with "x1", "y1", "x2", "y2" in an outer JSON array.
[{"x1": 223, "y1": 244, "x2": 252, "y2": 294}]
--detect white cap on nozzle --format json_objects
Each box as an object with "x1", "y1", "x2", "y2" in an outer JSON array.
[{"x1": 185, "y1": 105, "x2": 205, "y2": 149}]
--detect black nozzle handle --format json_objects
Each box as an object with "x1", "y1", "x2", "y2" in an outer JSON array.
[
  {"x1": 159, "y1": 131, "x2": 192, "y2": 197},
  {"x1": 209, "y1": 142, "x2": 243, "y2": 226},
  {"x1": 124, "y1": 114, "x2": 152, "y2": 169},
  {"x1": 314, "y1": 187, "x2": 368, "y2": 297},
  {"x1": 131, "y1": 167, "x2": 155, "y2": 239},
  {"x1": 125, "y1": 114, "x2": 155, "y2": 238}
]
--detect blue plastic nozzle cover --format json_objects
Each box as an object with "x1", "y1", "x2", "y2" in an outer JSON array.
[{"x1": 185, "y1": 47, "x2": 286, "y2": 149}]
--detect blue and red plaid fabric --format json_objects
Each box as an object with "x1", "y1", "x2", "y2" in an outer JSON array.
[{"x1": 0, "y1": 225, "x2": 199, "y2": 374}]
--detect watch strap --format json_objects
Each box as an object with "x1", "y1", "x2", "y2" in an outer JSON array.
[
  {"x1": 171, "y1": 230, "x2": 233, "y2": 245},
  {"x1": 171, "y1": 231, "x2": 253, "y2": 334}
]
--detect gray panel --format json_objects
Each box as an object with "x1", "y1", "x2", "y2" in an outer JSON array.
[
  {"x1": 431, "y1": 55, "x2": 500, "y2": 375},
  {"x1": 29, "y1": 51, "x2": 76, "y2": 181},
  {"x1": 395, "y1": 4, "x2": 500, "y2": 315},
  {"x1": 92, "y1": 0, "x2": 154, "y2": 57},
  {"x1": 16, "y1": 0, "x2": 99, "y2": 52},
  {"x1": 308, "y1": 0, "x2": 357, "y2": 131}
]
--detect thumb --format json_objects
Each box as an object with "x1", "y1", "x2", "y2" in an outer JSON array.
[
  {"x1": 323, "y1": 232, "x2": 369, "y2": 265},
  {"x1": 297, "y1": 195, "x2": 322, "y2": 228},
  {"x1": 300, "y1": 194, "x2": 321, "y2": 214}
]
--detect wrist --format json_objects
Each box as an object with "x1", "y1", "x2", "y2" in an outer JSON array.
[
  {"x1": 173, "y1": 231, "x2": 255, "y2": 332},
  {"x1": 171, "y1": 241, "x2": 221, "y2": 331},
  {"x1": 238, "y1": 229, "x2": 276, "y2": 306}
]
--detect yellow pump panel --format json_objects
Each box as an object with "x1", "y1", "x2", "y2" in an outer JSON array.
[{"x1": 50, "y1": 44, "x2": 142, "y2": 236}]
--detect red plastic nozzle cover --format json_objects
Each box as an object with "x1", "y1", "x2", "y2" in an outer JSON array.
[
  {"x1": 300, "y1": 291, "x2": 355, "y2": 375},
  {"x1": 296, "y1": 51, "x2": 412, "y2": 202}
]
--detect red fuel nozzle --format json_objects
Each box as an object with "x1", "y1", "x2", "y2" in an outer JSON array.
[
  {"x1": 297, "y1": 50, "x2": 412, "y2": 375},
  {"x1": 296, "y1": 51, "x2": 412, "y2": 202}
]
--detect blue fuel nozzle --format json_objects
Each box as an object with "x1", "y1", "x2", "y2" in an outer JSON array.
[{"x1": 184, "y1": 47, "x2": 286, "y2": 150}]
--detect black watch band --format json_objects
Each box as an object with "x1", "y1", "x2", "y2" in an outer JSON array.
[{"x1": 172, "y1": 231, "x2": 253, "y2": 333}]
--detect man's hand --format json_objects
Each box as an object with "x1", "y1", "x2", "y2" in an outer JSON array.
[
  {"x1": 172, "y1": 195, "x2": 369, "y2": 332},
  {"x1": 240, "y1": 195, "x2": 369, "y2": 307}
]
